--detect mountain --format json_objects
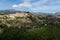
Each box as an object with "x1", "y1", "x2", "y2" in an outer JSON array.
[
  {"x1": 0, "y1": 9, "x2": 20, "y2": 14},
  {"x1": 0, "y1": 9, "x2": 60, "y2": 28},
  {"x1": 54, "y1": 12, "x2": 60, "y2": 18},
  {"x1": 0, "y1": 9, "x2": 32, "y2": 14},
  {"x1": 0, "y1": 10, "x2": 42, "y2": 28},
  {"x1": 0, "y1": 9, "x2": 60, "y2": 40},
  {"x1": 55, "y1": 12, "x2": 60, "y2": 15}
]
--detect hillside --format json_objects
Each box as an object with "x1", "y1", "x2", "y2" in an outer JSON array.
[
  {"x1": 0, "y1": 10, "x2": 43, "y2": 28},
  {"x1": 0, "y1": 10, "x2": 60, "y2": 28},
  {"x1": 0, "y1": 10, "x2": 60, "y2": 40}
]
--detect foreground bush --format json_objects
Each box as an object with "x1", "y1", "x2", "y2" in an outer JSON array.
[{"x1": 0, "y1": 26, "x2": 60, "y2": 40}]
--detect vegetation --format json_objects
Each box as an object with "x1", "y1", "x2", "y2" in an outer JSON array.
[
  {"x1": 0, "y1": 12, "x2": 60, "y2": 40},
  {"x1": 0, "y1": 24, "x2": 60, "y2": 40}
]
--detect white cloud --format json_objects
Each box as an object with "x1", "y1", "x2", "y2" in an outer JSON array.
[
  {"x1": 12, "y1": 0, "x2": 60, "y2": 12},
  {"x1": 12, "y1": 4, "x2": 18, "y2": 7},
  {"x1": 48, "y1": 0, "x2": 60, "y2": 5},
  {"x1": 12, "y1": 0, "x2": 32, "y2": 8},
  {"x1": 12, "y1": 0, "x2": 48, "y2": 8},
  {"x1": 33, "y1": 0, "x2": 48, "y2": 5},
  {"x1": 30, "y1": 5, "x2": 60, "y2": 12}
]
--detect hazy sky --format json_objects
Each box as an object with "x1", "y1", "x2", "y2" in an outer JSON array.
[{"x1": 0, "y1": 0, "x2": 60, "y2": 13}]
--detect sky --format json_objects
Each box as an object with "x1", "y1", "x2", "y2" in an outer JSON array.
[{"x1": 0, "y1": 0, "x2": 60, "y2": 13}]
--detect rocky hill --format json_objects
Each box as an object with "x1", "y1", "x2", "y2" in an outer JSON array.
[
  {"x1": 0, "y1": 10, "x2": 43, "y2": 28},
  {"x1": 0, "y1": 9, "x2": 60, "y2": 28}
]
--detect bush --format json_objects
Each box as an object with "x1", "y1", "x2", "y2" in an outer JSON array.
[{"x1": 0, "y1": 23, "x2": 60, "y2": 40}]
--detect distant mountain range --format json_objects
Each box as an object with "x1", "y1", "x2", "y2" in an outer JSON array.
[{"x1": 0, "y1": 9, "x2": 60, "y2": 16}]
